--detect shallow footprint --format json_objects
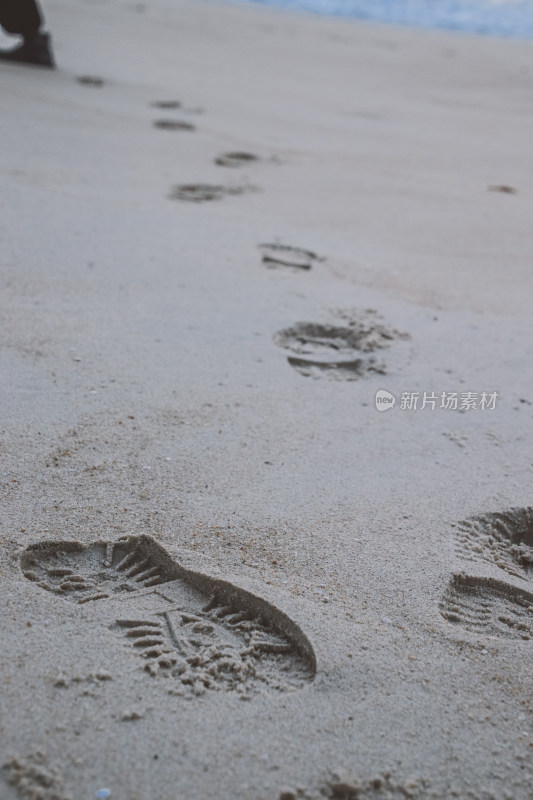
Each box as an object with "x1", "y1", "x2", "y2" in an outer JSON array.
[
  {"x1": 76, "y1": 75, "x2": 105, "y2": 87},
  {"x1": 287, "y1": 356, "x2": 378, "y2": 379},
  {"x1": 21, "y1": 535, "x2": 315, "y2": 697},
  {"x1": 439, "y1": 574, "x2": 533, "y2": 641},
  {"x1": 215, "y1": 152, "x2": 259, "y2": 168},
  {"x1": 169, "y1": 183, "x2": 258, "y2": 203},
  {"x1": 259, "y1": 242, "x2": 323, "y2": 271},
  {"x1": 151, "y1": 100, "x2": 203, "y2": 114},
  {"x1": 274, "y1": 313, "x2": 402, "y2": 381},
  {"x1": 151, "y1": 100, "x2": 181, "y2": 109},
  {"x1": 454, "y1": 508, "x2": 533, "y2": 581},
  {"x1": 153, "y1": 119, "x2": 195, "y2": 132},
  {"x1": 488, "y1": 184, "x2": 517, "y2": 195}
]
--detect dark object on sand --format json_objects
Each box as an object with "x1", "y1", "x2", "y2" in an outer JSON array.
[{"x1": 0, "y1": 0, "x2": 54, "y2": 68}]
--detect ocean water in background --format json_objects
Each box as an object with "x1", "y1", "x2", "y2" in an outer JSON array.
[{"x1": 241, "y1": 0, "x2": 533, "y2": 38}]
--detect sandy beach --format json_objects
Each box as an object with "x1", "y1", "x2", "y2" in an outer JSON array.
[{"x1": 1, "y1": 0, "x2": 533, "y2": 798}]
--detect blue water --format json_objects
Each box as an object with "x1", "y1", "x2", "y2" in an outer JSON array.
[{"x1": 242, "y1": 0, "x2": 533, "y2": 39}]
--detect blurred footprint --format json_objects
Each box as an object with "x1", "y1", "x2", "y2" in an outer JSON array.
[
  {"x1": 259, "y1": 242, "x2": 323, "y2": 271},
  {"x1": 488, "y1": 184, "x2": 517, "y2": 195},
  {"x1": 76, "y1": 75, "x2": 105, "y2": 87},
  {"x1": 170, "y1": 183, "x2": 259, "y2": 203},
  {"x1": 274, "y1": 311, "x2": 406, "y2": 381},
  {"x1": 153, "y1": 119, "x2": 196, "y2": 132},
  {"x1": 215, "y1": 152, "x2": 259, "y2": 168},
  {"x1": 151, "y1": 100, "x2": 181, "y2": 109}
]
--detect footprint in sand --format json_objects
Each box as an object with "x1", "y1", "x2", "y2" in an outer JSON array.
[
  {"x1": 259, "y1": 243, "x2": 323, "y2": 272},
  {"x1": 151, "y1": 100, "x2": 181, "y2": 109},
  {"x1": 215, "y1": 152, "x2": 260, "y2": 168},
  {"x1": 274, "y1": 311, "x2": 405, "y2": 381},
  {"x1": 169, "y1": 183, "x2": 259, "y2": 203},
  {"x1": 76, "y1": 75, "x2": 105, "y2": 87},
  {"x1": 440, "y1": 508, "x2": 533, "y2": 642},
  {"x1": 151, "y1": 100, "x2": 203, "y2": 114},
  {"x1": 453, "y1": 508, "x2": 533, "y2": 582},
  {"x1": 439, "y1": 575, "x2": 533, "y2": 641},
  {"x1": 488, "y1": 184, "x2": 517, "y2": 195},
  {"x1": 153, "y1": 119, "x2": 196, "y2": 132},
  {"x1": 21, "y1": 536, "x2": 315, "y2": 697}
]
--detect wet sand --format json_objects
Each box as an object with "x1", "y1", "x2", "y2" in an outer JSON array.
[{"x1": 1, "y1": 0, "x2": 532, "y2": 798}]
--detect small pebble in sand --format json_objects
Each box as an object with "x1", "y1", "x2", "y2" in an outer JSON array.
[{"x1": 96, "y1": 791, "x2": 111, "y2": 800}]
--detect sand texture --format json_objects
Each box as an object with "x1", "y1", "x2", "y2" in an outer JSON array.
[{"x1": 1, "y1": 0, "x2": 532, "y2": 798}]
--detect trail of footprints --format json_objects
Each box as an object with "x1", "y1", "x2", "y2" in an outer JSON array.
[
  {"x1": 73, "y1": 79, "x2": 533, "y2": 664},
  {"x1": 21, "y1": 536, "x2": 315, "y2": 697},
  {"x1": 440, "y1": 508, "x2": 533, "y2": 641},
  {"x1": 149, "y1": 89, "x2": 407, "y2": 380},
  {"x1": 148, "y1": 96, "x2": 264, "y2": 201}
]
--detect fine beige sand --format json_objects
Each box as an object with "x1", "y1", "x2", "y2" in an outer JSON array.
[{"x1": 1, "y1": 1, "x2": 533, "y2": 798}]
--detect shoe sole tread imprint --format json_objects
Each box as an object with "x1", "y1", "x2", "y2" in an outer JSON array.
[
  {"x1": 453, "y1": 508, "x2": 533, "y2": 581},
  {"x1": 440, "y1": 507, "x2": 533, "y2": 642},
  {"x1": 21, "y1": 535, "x2": 316, "y2": 698},
  {"x1": 273, "y1": 313, "x2": 408, "y2": 381},
  {"x1": 440, "y1": 574, "x2": 533, "y2": 641}
]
